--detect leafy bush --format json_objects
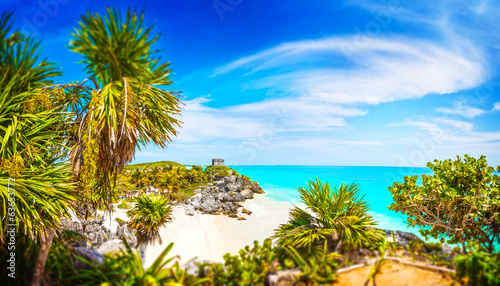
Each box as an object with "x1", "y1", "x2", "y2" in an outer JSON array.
[
  {"x1": 285, "y1": 241, "x2": 343, "y2": 285},
  {"x1": 454, "y1": 251, "x2": 500, "y2": 286},
  {"x1": 209, "y1": 239, "x2": 279, "y2": 285},
  {"x1": 388, "y1": 155, "x2": 500, "y2": 253}
]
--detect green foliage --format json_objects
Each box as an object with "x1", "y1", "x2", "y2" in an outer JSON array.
[
  {"x1": 205, "y1": 165, "x2": 235, "y2": 178},
  {"x1": 274, "y1": 179, "x2": 382, "y2": 252},
  {"x1": 388, "y1": 155, "x2": 500, "y2": 253},
  {"x1": 423, "y1": 241, "x2": 443, "y2": 253},
  {"x1": 127, "y1": 195, "x2": 173, "y2": 246},
  {"x1": 69, "y1": 7, "x2": 182, "y2": 214},
  {"x1": 285, "y1": 241, "x2": 343, "y2": 285},
  {"x1": 406, "y1": 240, "x2": 424, "y2": 262},
  {"x1": 209, "y1": 238, "x2": 279, "y2": 285},
  {"x1": 116, "y1": 201, "x2": 131, "y2": 210},
  {"x1": 74, "y1": 237, "x2": 210, "y2": 285},
  {"x1": 454, "y1": 251, "x2": 500, "y2": 286},
  {"x1": 45, "y1": 230, "x2": 86, "y2": 285},
  {"x1": 0, "y1": 10, "x2": 76, "y2": 242}
]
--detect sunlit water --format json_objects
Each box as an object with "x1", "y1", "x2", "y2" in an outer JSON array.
[{"x1": 231, "y1": 165, "x2": 433, "y2": 237}]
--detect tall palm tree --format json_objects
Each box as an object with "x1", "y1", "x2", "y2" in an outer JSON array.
[
  {"x1": 127, "y1": 195, "x2": 173, "y2": 261},
  {"x1": 0, "y1": 11, "x2": 77, "y2": 286},
  {"x1": 67, "y1": 7, "x2": 182, "y2": 211},
  {"x1": 274, "y1": 179, "x2": 382, "y2": 253}
]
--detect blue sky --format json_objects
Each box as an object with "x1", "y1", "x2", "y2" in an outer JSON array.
[{"x1": 4, "y1": 0, "x2": 500, "y2": 166}]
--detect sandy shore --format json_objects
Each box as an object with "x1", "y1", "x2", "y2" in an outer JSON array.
[{"x1": 143, "y1": 194, "x2": 292, "y2": 267}]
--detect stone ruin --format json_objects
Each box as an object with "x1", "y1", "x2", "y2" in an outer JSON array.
[{"x1": 212, "y1": 158, "x2": 225, "y2": 166}]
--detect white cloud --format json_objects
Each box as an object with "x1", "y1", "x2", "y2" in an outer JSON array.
[
  {"x1": 175, "y1": 96, "x2": 366, "y2": 143},
  {"x1": 213, "y1": 36, "x2": 486, "y2": 105},
  {"x1": 433, "y1": 118, "x2": 473, "y2": 131},
  {"x1": 401, "y1": 119, "x2": 500, "y2": 144},
  {"x1": 436, "y1": 101, "x2": 486, "y2": 118},
  {"x1": 493, "y1": 102, "x2": 500, "y2": 111}
]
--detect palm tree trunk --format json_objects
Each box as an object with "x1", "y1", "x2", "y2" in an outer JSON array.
[{"x1": 31, "y1": 231, "x2": 54, "y2": 286}]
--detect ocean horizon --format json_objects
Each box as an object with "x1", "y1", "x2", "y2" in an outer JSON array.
[{"x1": 230, "y1": 165, "x2": 433, "y2": 238}]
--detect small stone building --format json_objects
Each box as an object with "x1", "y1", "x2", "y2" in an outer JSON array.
[{"x1": 212, "y1": 158, "x2": 225, "y2": 166}]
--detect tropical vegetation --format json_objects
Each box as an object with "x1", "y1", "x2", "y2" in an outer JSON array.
[
  {"x1": 274, "y1": 179, "x2": 383, "y2": 253},
  {"x1": 1, "y1": 3, "x2": 499, "y2": 285},
  {"x1": 388, "y1": 155, "x2": 500, "y2": 253}
]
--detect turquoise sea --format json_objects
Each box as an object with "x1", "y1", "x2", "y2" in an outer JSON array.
[{"x1": 230, "y1": 165, "x2": 433, "y2": 237}]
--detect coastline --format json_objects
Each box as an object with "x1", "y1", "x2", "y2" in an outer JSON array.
[{"x1": 144, "y1": 193, "x2": 292, "y2": 267}]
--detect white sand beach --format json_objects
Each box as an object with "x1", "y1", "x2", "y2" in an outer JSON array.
[{"x1": 143, "y1": 194, "x2": 292, "y2": 267}]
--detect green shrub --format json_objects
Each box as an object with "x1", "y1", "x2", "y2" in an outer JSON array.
[
  {"x1": 388, "y1": 155, "x2": 500, "y2": 253},
  {"x1": 454, "y1": 251, "x2": 500, "y2": 286},
  {"x1": 423, "y1": 242, "x2": 443, "y2": 253},
  {"x1": 209, "y1": 239, "x2": 279, "y2": 285}
]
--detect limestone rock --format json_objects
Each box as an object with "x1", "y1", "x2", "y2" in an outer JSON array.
[
  {"x1": 223, "y1": 202, "x2": 238, "y2": 214},
  {"x1": 185, "y1": 204, "x2": 195, "y2": 216},
  {"x1": 240, "y1": 189, "x2": 254, "y2": 199},
  {"x1": 238, "y1": 216, "x2": 246, "y2": 220},
  {"x1": 242, "y1": 208, "x2": 252, "y2": 215},
  {"x1": 200, "y1": 197, "x2": 219, "y2": 213}
]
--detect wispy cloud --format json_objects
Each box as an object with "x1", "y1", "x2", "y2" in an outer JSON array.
[
  {"x1": 436, "y1": 100, "x2": 487, "y2": 119},
  {"x1": 213, "y1": 36, "x2": 486, "y2": 105}
]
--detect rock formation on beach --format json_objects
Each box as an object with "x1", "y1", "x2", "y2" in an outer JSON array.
[{"x1": 184, "y1": 171, "x2": 265, "y2": 217}]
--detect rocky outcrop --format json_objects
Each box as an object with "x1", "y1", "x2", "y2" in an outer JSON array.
[{"x1": 185, "y1": 175, "x2": 264, "y2": 218}]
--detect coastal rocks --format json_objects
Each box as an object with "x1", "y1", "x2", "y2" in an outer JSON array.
[
  {"x1": 242, "y1": 208, "x2": 252, "y2": 215},
  {"x1": 238, "y1": 216, "x2": 246, "y2": 220},
  {"x1": 200, "y1": 197, "x2": 219, "y2": 213},
  {"x1": 221, "y1": 192, "x2": 245, "y2": 203},
  {"x1": 185, "y1": 174, "x2": 263, "y2": 218}
]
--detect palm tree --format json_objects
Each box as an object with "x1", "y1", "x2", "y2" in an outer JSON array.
[
  {"x1": 67, "y1": 7, "x2": 182, "y2": 210},
  {"x1": 274, "y1": 179, "x2": 382, "y2": 253},
  {"x1": 127, "y1": 195, "x2": 173, "y2": 261},
  {"x1": 0, "y1": 11, "x2": 77, "y2": 285}
]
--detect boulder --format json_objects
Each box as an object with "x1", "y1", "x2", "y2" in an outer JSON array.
[
  {"x1": 221, "y1": 192, "x2": 245, "y2": 203},
  {"x1": 242, "y1": 208, "x2": 252, "y2": 215},
  {"x1": 185, "y1": 205, "x2": 195, "y2": 216},
  {"x1": 225, "y1": 183, "x2": 240, "y2": 193},
  {"x1": 200, "y1": 197, "x2": 219, "y2": 213},
  {"x1": 240, "y1": 189, "x2": 254, "y2": 199},
  {"x1": 223, "y1": 202, "x2": 238, "y2": 214},
  {"x1": 238, "y1": 216, "x2": 246, "y2": 221}
]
